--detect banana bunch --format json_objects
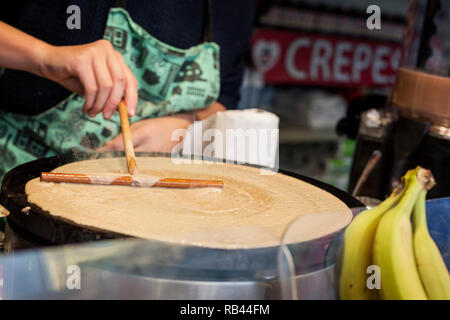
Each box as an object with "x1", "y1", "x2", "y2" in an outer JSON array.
[{"x1": 339, "y1": 167, "x2": 450, "y2": 300}]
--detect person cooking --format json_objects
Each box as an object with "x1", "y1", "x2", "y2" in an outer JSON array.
[{"x1": 0, "y1": 0, "x2": 255, "y2": 178}]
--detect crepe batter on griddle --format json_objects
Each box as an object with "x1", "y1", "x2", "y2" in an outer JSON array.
[{"x1": 25, "y1": 157, "x2": 352, "y2": 248}]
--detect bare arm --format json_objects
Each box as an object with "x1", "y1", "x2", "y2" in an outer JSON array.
[
  {"x1": 0, "y1": 22, "x2": 49, "y2": 75},
  {"x1": 0, "y1": 21, "x2": 137, "y2": 119}
]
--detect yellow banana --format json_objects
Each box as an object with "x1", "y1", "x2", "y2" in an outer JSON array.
[
  {"x1": 413, "y1": 190, "x2": 450, "y2": 300},
  {"x1": 339, "y1": 182, "x2": 405, "y2": 299},
  {"x1": 373, "y1": 167, "x2": 434, "y2": 300}
]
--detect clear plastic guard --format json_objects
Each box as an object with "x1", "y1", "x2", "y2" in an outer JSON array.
[
  {"x1": 278, "y1": 208, "x2": 363, "y2": 300},
  {"x1": 0, "y1": 226, "x2": 296, "y2": 299}
]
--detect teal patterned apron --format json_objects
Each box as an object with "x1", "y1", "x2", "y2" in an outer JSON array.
[{"x1": 0, "y1": 4, "x2": 220, "y2": 179}]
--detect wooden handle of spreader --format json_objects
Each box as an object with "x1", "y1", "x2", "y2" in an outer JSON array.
[
  {"x1": 118, "y1": 101, "x2": 137, "y2": 175},
  {"x1": 41, "y1": 172, "x2": 224, "y2": 189}
]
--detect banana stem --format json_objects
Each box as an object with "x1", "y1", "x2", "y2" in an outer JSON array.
[
  {"x1": 413, "y1": 190, "x2": 428, "y2": 232},
  {"x1": 416, "y1": 167, "x2": 436, "y2": 191},
  {"x1": 395, "y1": 168, "x2": 435, "y2": 221}
]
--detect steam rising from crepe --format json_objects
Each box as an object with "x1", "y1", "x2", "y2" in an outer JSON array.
[{"x1": 25, "y1": 157, "x2": 352, "y2": 249}]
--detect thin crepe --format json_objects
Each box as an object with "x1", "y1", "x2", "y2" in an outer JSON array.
[{"x1": 25, "y1": 157, "x2": 352, "y2": 249}]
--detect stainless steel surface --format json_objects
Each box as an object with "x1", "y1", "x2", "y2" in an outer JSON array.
[
  {"x1": 0, "y1": 243, "x2": 339, "y2": 300},
  {"x1": 79, "y1": 268, "x2": 272, "y2": 300},
  {"x1": 77, "y1": 264, "x2": 338, "y2": 300},
  {"x1": 3, "y1": 200, "x2": 447, "y2": 300},
  {"x1": 0, "y1": 232, "x2": 347, "y2": 300}
]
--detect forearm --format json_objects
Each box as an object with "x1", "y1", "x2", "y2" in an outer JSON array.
[
  {"x1": 196, "y1": 102, "x2": 226, "y2": 121},
  {"x1": 0, "y1": 21, "x2": 50, "y2": 77}
]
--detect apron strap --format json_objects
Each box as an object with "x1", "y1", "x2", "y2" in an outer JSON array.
[{"x1": 203, "y1": 0, "x2": 214, "y2": 42}]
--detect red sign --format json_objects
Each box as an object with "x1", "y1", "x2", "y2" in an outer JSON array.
[{"x1": 251, "y1": 28, "x2": 401, "y2": 87}]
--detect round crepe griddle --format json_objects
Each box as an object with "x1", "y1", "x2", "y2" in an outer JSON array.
[
  {"x1": 1, "y1": 152, "x2": 363, "y2": 274},
  {"x1": 1, "y1": 152, "x2": 361, "y2": 246}
]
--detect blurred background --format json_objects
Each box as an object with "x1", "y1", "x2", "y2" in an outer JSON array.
[{"x1": 238, "y1": 0, "x2": 409, "y2": 193}]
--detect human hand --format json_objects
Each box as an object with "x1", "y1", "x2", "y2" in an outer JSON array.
[
  {"x1": 38, "y1": 40, "x2": 138, "y2": 119},
  {"x1": 98, "y1": 113, "x2": 194, "y2": 153}
]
